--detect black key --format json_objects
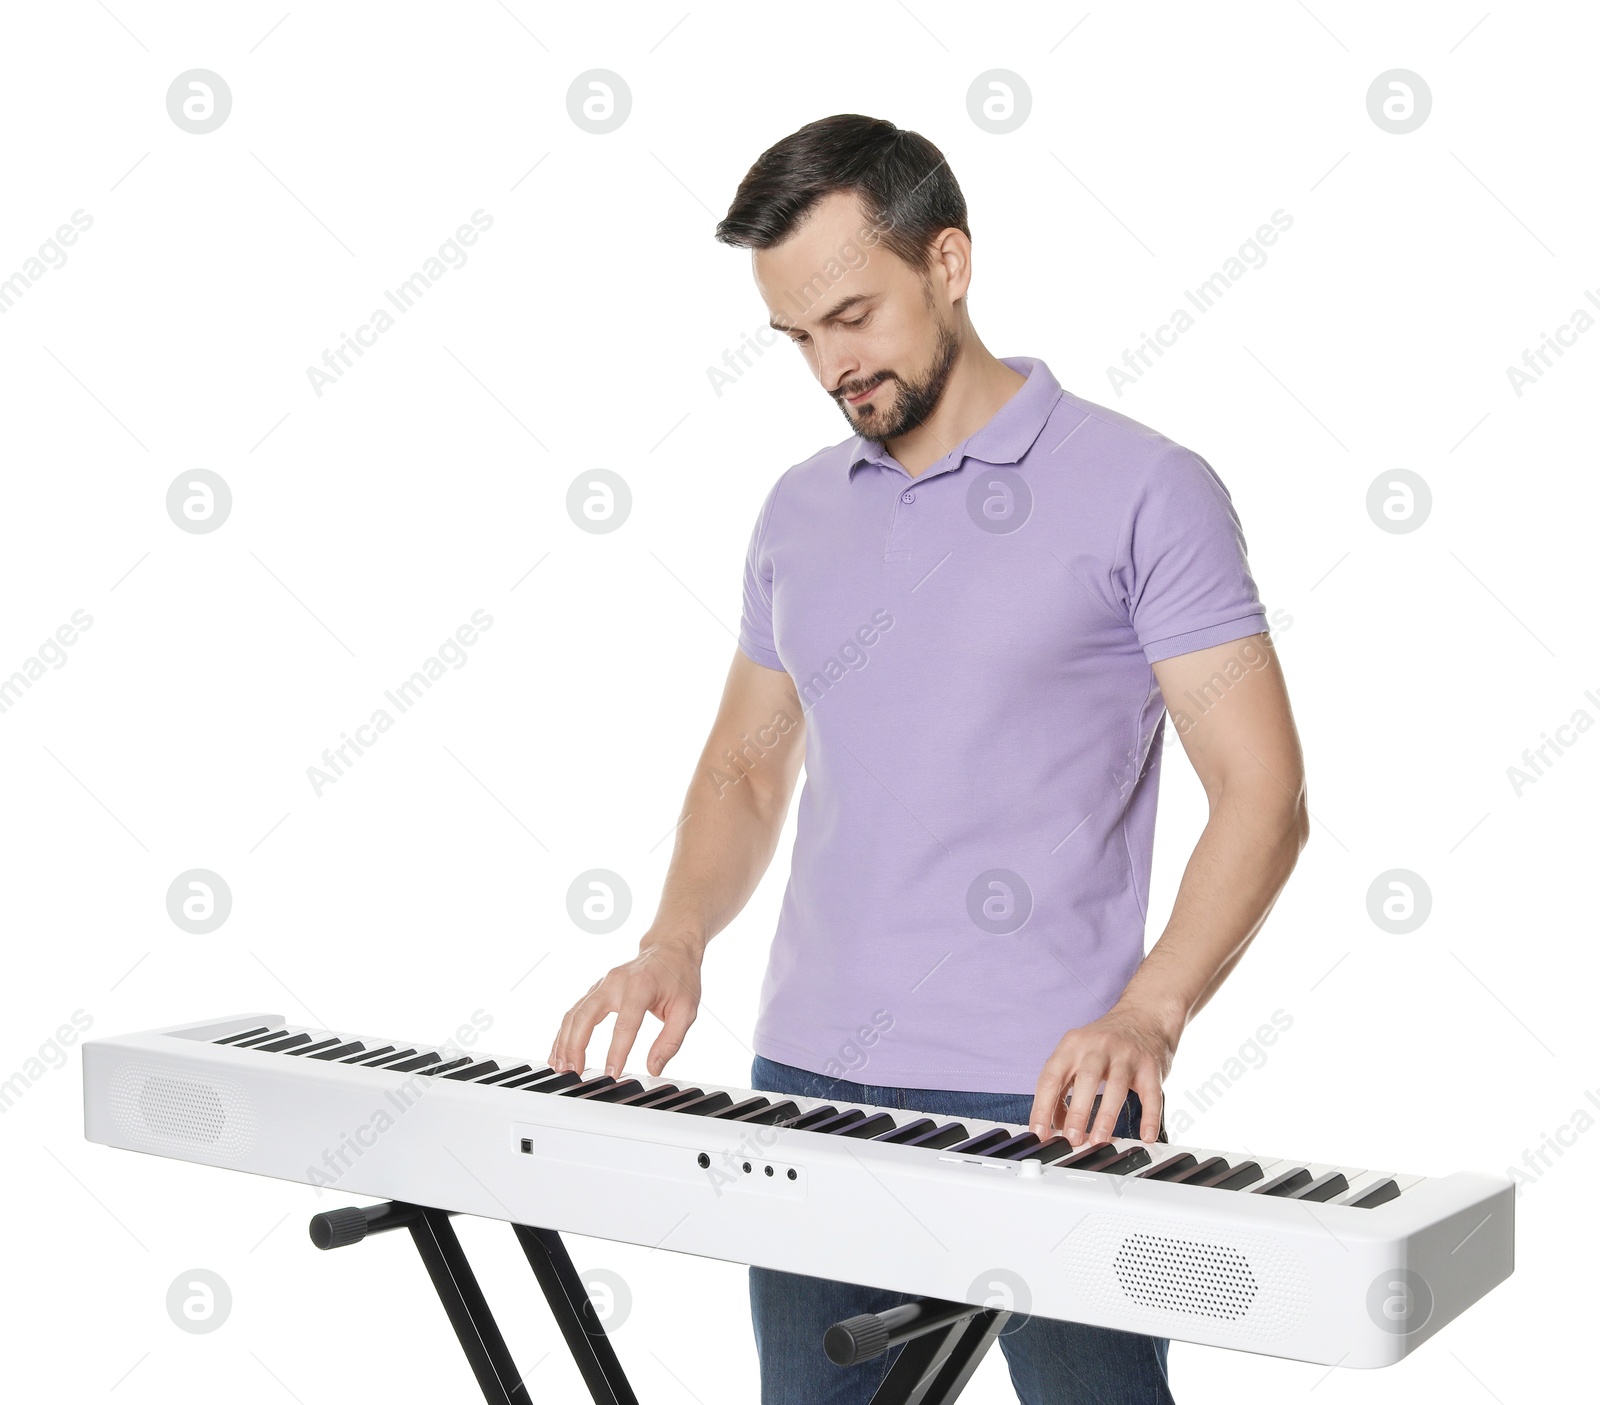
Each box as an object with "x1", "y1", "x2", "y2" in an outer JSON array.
[
  {"x1": 233, "y1": 1029, "x2": 289, "y2": 1048},
  {"x1": 1346, "y1": 1178, "x2": 1401, "y2": 1208},
  {"x1": 612, "y1": 1083, "x2": 681, "y2": 1107},
  {"x1": 709, "y1": 1096, "x2": 773, "y2": 1120},
  {"x1": 1192, "y1": 1160, "x2": 1263, "y2": 1191},
  {"x1": 420, "y1": 1057, "x2": 473, "y2": 1077},
  {"x1": 1170, "y1": 1156, "x2": 1230, "y2": 1185},
  {"x1": 1255, "y1": 1167, "x2": 1313, "y2": 1197},
  {"x1": 352, "y1": 1049, "x2": 406, "y2": 1075},
  {"x1": 309, "y1": 1042, "x2": 364, "y2": 1061},
  {"x1": 1099, "y1": 1146, "x2": 1153, "y2": 1176},
  {"x1": 649, "y1": 1087, "x2": 708, "y2": 1110},
  {"x1": 672, "y1": 1091, "x2": 735, "y2": 1116},
  {"x1": 1139, "y1": 1153, "x2": 1199, "y2": 1181},
  {"x1": 1057, "y1": 1142, "x2": 1125, "y2": 1171},
  {"x1": 524, "y1": 1070, "x2": 584, "y2": 1094},
  {"x1": 442, "y1": 1061, "x2": 500, "y2": 1081},
  {"x1": 838, "y1": 1112, "x2": 898, "y2": 1139},
  {"x1": 503, "y1": 1068, "x2": 563, "y2": 1089},
  {"x1": 215, "y1": 1026, "x2": 270, "y2": 1045},
  {"x1": 388, "y1": 1051, "x2": 443, "y2": 1073},
  {"x1": 1290, "y1": 1171, "x2": 1350, "y2": 1203},
  {"x1": 284, "y1": 1037, "x2": 343, "y2": 1058},
  {"x1": 902, "y1": 1122, "x2": 970, "y2": 1150},
  {"x1": 258, "y1": 1033, "x2": 314, "y2": 1053},
  {"x1": 1013, "y1": 1136, "x2": 1075, "y2": 1164},
  {"x1": 806, "y1": 1109, "x2": 868, "y2": 1135},
  {"x1": 947, "y1": 1128, "x2": 1014, "y2": 1156},
  {"x1": 987, "y1": 1132, "x2": 1041, "y2": 1159},
  {"x1": 876, "y1": 1117, "x2": 938, "y2": 1145},
  {"x1": 781, "y1": 1105, "x2": 842, "y2": 1130},
  {"x1": 560, "y1": 1075, "x2": 618, "y2": 1097},
  {"x1": 732, "y1": 1099, "x2": 800, "y2": 1125},
  {"x1": 478, "y1": 1064, "x2": 539, "y2": 1085},
  {"x1": 579, "y1": 1080, "x2": 645, "y2": 1103}
]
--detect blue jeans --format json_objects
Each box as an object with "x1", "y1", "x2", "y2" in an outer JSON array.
[{"x1": 747, "y1": 1055, "x2": 1175, "y2": 1405}]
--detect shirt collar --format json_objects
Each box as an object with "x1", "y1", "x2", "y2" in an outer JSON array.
[{"x1": 847, "y1": 355, "x2": 1063, "y2": 479}]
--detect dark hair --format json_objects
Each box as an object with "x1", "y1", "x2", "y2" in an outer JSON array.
[{"x1": 714, "y1": 114, "x2": 968, "y2": 278}]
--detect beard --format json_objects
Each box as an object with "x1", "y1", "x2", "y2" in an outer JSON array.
[{"x1": 835, "y1": 316, "x2": 962, "y2": 445}]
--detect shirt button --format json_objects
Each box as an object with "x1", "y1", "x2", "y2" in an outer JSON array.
[{"x1": 901, "y1": 490, "x2": 915, "y2": 503}]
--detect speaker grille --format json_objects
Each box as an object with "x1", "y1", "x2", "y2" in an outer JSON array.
[
  {"x1": 109, "y1": 1063, "x2": 255, "y2": 1158},
  {"x1": 1069, "y1": 1212, "x2": 1309, "y2": 1343}
]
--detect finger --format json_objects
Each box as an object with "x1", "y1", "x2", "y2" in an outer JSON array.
[
  {"x1": 1061, "y1": 1059, "x2": 1107, "y2": 1146},
  {"x1": 557, "y1": 989, "x2": 613, "y2": 1075},
  {"x1": 1028, "y1": 1062, "x2": 1071, "y2": 1140},
  {"x1": 1088, "y1": 1070, "x2": 1131, "y2": 1146},
  {"x1": 645, "y1": 998, "x2": 697, "y2": 1078},
  {"x1": 1133, "y1": 1069, "x2": 1164, "y2": 1142},
  {"x1": 604, "y1": 1001, "x2": 648, "y2": 1079}
]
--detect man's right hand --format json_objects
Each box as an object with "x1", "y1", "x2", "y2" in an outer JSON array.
[{"x1": 547, "y1": 935, "x2": 704, "y2": 1080}]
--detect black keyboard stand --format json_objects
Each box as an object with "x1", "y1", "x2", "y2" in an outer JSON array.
[
  {"x1": 831, "y1": 1297, "x2": 1014, "y2": 1404},
  {"x1": 309, "y1": 1201, "x2": 638, "y2": 1404}
]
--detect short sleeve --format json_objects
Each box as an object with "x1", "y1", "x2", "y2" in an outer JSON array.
[
  {"x1": 1120, "y1": 448, "x2": 1268, "y2": 664},
  {"x1": 737, "y1": 477, "x2": 785, "y2": 671}
]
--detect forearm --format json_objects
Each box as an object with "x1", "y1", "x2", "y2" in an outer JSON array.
[
  {"x1": 1117, "y1": 780, "x2": 1309, "y2": 1041},
  {"x1": 645, "y1": 752, "x2": 793, "y2": 957}
]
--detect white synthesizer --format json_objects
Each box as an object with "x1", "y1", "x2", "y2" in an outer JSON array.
[{"x1": 82, "y1": 1013, "x2": 1513, "y2": 1368}]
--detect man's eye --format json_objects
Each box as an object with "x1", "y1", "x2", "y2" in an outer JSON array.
[{"x1": 844, "y1": 315, "x2": 868, "y2": 328}]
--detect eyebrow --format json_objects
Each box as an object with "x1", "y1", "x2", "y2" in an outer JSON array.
[{"x1": 769, "y1": 293, "x2": 875, "y2": 334}]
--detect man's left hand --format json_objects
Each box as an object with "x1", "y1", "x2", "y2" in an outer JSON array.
[{"x1": 1027, "y1": 1003, "x2": 1180, "y2": 1146}]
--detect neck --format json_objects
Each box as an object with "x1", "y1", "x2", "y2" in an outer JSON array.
[{"x1": 888, "y1": 343, "x2": 1026, "y2": 478}]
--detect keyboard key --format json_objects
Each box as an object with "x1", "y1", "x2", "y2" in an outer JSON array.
[
  {"x1": 947, "y1": 1129, "x2": 1013, "y2": 1156},
  {"x1": 986, "y1": 1132, "x2": 1041, "y2": 1159},
  {"x1": 838, "y1": 1112, "x2": 898, "y2": 1139},
  {"x1": 559, "y1": 1075, "x2": 618, "y2": 1097},
  {"x1": 612, "y1": 1084, "x2": 681, "y2": 1107},
  {"x1": 283, "y1": 1037, "x2": 342, "y2": 1057},
  {"x1": 215, "y1": 1026, "x2": 270, "y2": 1045},
  {"x1": 358, "y1": 1048, "x2": 415, "y2": 1067},
  {"x1": 902, "y1": 1122, "x2": 970, "y2": 1150},
  {"x1": 671, "y1": 1091, "x2": 735, "y2": 1116},
  {"x1": 442, "y1": 1061, "x2": 499, "y2": 1081},
  {"x1": 1169, "y1": 1156, "x2": 1230, "y2": 1185},
  {"x1": 1192, "y1": 1160, "x2": 1263, "y2": 1191},
  {"x1": 523, "y1": 1070, "x2": 584, "y2": 1094},
  {"x1": 876, "y1": 1117, "x2": 938, "y2": 1145},
  {"x1": 1012, "y1": 1136, "x2": 1075, "y2": 1164},
  {"x1": 709, "y1": 1097, "x2": 772, "y2": 1120},
  {"x1": 649, "y1": 1087, "x2": 708, "y2": 1110},
  {"x1": 1345, "y1": 1178, "x2": 1400, "y2": 1208},
  {"x1": 781, "y1": 1106, "x2": 842, "y2": 1130},
  {"x1": 579, "y1": 1080, "x2": 645, "y2": 1103},
  {"x1": 732, "y1": 1099, "x2": 801, "y2": 1125},
  {"x1": 309, "y1": 1042, "x2": 364, "y2": 1061},
  {"x1": 258, "y1": 1033, "x2": 313, "y2": 1053},
  {"x1": 421, "y1": 1057, "x2": 473, "y2": 1077},
  {"x1": 233, "y1": 1029, "x2": 289, "y2": 1048},
  {"x1": 1139, "y1": 1153, "x2": 1199, "y2": 1181},
  {"x1": 344, "y1": 1045, "x2": 395, "y2": 1063},
  {"x1": 1057, "y1": 1142, "x2": 1126, "y2": 1171},
  {"x1": 1290, "y1": 1171, "x2": 1350, "y2": 1203},
  {"x1": 1099, "y1": 1145, "x2": 1153, "y2": 1176},
  {"x1": 806, "y1": 1110, "x2": 868, "y2": 1135},
  {"x1": 478, "y1": 1064, "x2": 539, "y2": 1085},
  {"x1": 388, "y1": 1052, "x2": 443, "y2": 1073},
  {"x1": 1255, "y1": 1167, "x2": 1313, "y2": 1197}
]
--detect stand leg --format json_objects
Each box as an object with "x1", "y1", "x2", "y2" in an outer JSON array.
[
  {"x1": 406, "y1": 1209, "x2": 526, "y2": 1405},
  {"x1": 870, "y1": 1309, "x2": 1010, "y2": 1405},
  {"x1": 512, "y1": 1225, "x2": 639, "y2": 1405}
]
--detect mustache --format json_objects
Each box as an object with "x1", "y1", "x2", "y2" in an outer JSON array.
[{"x1": 837, "y1": 373, "x2": 892, "y2": 401}]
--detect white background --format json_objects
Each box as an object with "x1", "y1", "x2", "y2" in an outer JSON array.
[{"x1": 2, "y1": 1, "x2": 1594, "y2": 1401}]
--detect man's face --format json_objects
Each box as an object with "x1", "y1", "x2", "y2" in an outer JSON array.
[{"x1": 753, "y1": 190, "x2": 962, "y2": 445}]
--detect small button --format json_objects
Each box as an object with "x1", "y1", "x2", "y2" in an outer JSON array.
[{"x1": 901, "y1": 490, "x2": 915, "y2": 503}]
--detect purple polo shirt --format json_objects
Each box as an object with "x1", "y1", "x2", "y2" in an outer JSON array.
[{"x1": 737, "y1": 356, "x2": 1267, "y2": 1094}]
